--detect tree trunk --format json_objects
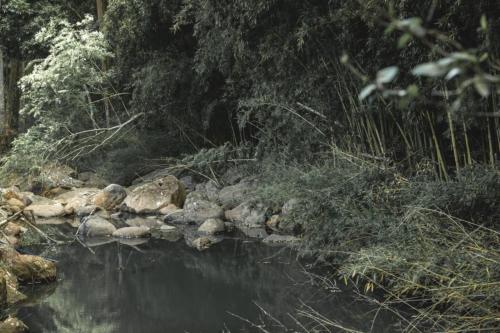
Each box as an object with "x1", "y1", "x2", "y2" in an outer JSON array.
[
  {"x1": 0, "y1": 47, "x2": 5, "y2": 150},
  {"x1": 96, "y1": 0, "x2": 110, "y2": 127}
]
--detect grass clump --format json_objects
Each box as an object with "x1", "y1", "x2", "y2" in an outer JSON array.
[{"x1": 251, "y1": 151, "x2": 500, "y2": 332}]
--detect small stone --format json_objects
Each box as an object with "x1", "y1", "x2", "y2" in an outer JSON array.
[
  {"x1": 198, "y1": 218, "x2": 225, "y2": 235},
  {"x1": 151, "y1": 225, "x2": 183, "y2": 242}
]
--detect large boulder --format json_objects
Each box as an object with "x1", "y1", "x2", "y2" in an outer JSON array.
[
  {"x1": 183, "y1": 192, "x2": 224, "y2": 224},
  {"x1": 79, "y1": 216, "x2": 116, "y2": 237},
  {"x1": 198, "y1": 218, "x2": 225, "y2": 235},
  {"x1": 123, "y1": 176, "x2": 186, "y2": 214},
  {"x1": 24, "y1": 201, "x2": 65, "y2": 218},
  {"x1": 55, "y1": 188, "x2": 100, "y2": 215},
  {"x1": 9, "y1": 254, "x2": 57, "y2": 283},
  {"x1": 218, "y1": 180, "x2": 254, "y2": 209},
  {"x1": 0, "y1": 317, "x2": 28, "y2": 333},
  {"x1": 112, "y1": 226, "x2": 150, "y2": 239},
  {"x1": 93, "y1": 184, "x2": 127, "y2": 210}
]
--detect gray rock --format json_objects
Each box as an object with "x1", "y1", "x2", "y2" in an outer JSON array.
[
  {"x1": 225, "y1": 201, "x2": 269, "y2": 228},
  {"x1": 218, "y1": 180, "x2": 254, "y2": 209},
  {"x1": 221, "y1": 166, "x2": 246, "y2": 185},
  {"x1": 183, "y1": 192, "x2": 224, "y2": 224},
  {"x1": 93, "y1": 184, "x2": 127, "y2": 210},
  {"x1": 263, "y1": 234, "x2": 301, "y2": 246},
  {"x1": 179, "y1": 176, "x2": 196, "y2": 193},
  {"x1": 194, "y1": 180, "x2": 220, "y2": 202},
  {"x1": 79, "y1": 216, "x2": 116, "y2": 237},
  {"x1": 151, "y1": 225, "x2": 183, "y2": 242},
  {"x1": 198, "y1": 218, "x2": 225, "y2": 235},
  {"x1": 113, "y1": 226, "x2": 150, "y2": 239}
]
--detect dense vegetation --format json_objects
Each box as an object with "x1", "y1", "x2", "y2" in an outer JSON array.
[{"x1": 1, "y1": 0, "x2": 499, "y2": 331}]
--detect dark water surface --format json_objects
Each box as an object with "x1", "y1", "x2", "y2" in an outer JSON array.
[{"x1": 16, "y1": 239, "x2": 400, "y2": 332}]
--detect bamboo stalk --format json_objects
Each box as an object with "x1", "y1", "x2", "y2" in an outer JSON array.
[{"x1": 426, "y1": 111, "x2": 449, "y2": 181}]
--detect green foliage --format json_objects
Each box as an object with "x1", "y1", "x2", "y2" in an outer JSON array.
[{"x1": 1, "y1": 16, "x2": 114, "y2": 176}]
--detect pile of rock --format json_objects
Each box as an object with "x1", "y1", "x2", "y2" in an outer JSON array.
[{"x1": 1, "y1": 167, "x2": 302, "y2": 252}]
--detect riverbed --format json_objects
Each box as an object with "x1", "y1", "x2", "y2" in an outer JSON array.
[{"x1": 14, "y1": 238, "x2": 401, "y2": 332}]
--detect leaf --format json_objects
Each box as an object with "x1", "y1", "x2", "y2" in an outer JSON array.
[
  {"x1": 450, "y1": 52, "x2": 477, "y2": 62},
  {"x1": 358, "y1": 84, "x2": 377, "y2": 101},
  {"x1": 376, "y1": 66, "x2": 399, "y2": 84},
  {"x1": 474, "y1": 77, "x2": 490, "y2": 97},
  {"x1": 481, "y1": 15, "x2": 488, "y2": 31},
  {"x1": 412, "y1": 63, "x2": 447, "y2": 77},
  {"x1": 398, "y1": 33, "x2": 413, "y2": 49},
  {"x1": 445, "y1": 68, "x2": 463, "y2": 81},
  {"x1": 406, "y1": 84, "x2": 419, "y2": 97}
]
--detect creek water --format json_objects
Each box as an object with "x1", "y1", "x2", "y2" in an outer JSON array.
[{"x1": 15, "y1": 238, "x2": 401, "y2": 332}]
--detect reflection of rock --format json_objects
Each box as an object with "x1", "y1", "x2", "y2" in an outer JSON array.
[
  {"x1": 113, "y1": 227, "x2": 150, "y2": 239},
  {"x1": 79, "y1": 216, "x2": 116, "y2": 237},
  {"x1": 0, "y1": 317, "x2": 28, "y2": 333},
  {"x1": 191, "y1": 237, "x2": 214, "y2": 251},
  {"x1": 238, "y1": 227, "x2": 268, "y2": 239},
  {"x1": 126, "y1": 217, "x2": 163, "y2": 229},
  {"x1": 151, "y1": 225, "x2": 183, "y2": 242},
  {"x1": 263, "y1": 234, "x2": 300, "y2": 246}
]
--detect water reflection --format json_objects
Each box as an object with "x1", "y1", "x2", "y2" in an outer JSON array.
[{"x1": 16, "y1": 239, "x2": 399, "y2": 332}]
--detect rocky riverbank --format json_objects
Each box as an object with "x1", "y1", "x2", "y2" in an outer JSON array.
[{"x1": 0, "y1": 165, "x2": 302, "y2": 331}]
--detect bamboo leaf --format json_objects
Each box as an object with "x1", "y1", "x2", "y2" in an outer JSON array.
[
  {"x1": 474, "y1": 77, "x2": 490, "y2": 97},
  {"x1": 376, "y1": 66, "x2": 399, "y2": 84},
  {"x1": 358, "y1": 84, "x2": 377, "y2": 101},
  {"x1": 412, "y1": 63, "x2": 447, "y2": 77},
  {"x1": 445, "y1": 68, "x2": 463, "y2": 81}
]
